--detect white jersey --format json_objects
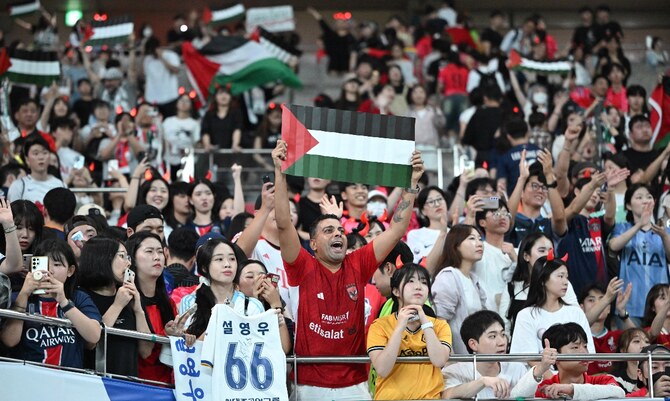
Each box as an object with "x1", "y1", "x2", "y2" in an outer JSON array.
[
  {"x1": 249, "y1": 238, "x2": 300, "y2": 320},
  {"x1": 170, "y1": 306, "x2": 288, "y2": 401}
]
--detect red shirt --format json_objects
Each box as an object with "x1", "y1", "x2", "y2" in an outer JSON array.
[
  {"x1": 605, "y1": 86, "x2": 628, "y2": 113},
  {"x1": 364, "y1": 283, "x2": 386, "y2": 335},
  {"x1": 139, "y1": 303, "x2": 176, "y2": 384},
  {"x1": 438, "y1": 64, "x2": 469, "y2": 97},
  {"x1": 589, "y1": 329, "x2": 622, "y2": 375},
  {"x1": 284, "y1": 243, "x2": 378, "y2": 388},
  {"x1": 536, "y1": 372, "x2": 619, "y2": 398}
]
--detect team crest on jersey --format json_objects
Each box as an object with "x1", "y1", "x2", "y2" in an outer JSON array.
[
  {"x1": 589, "y1": 221, "x2": 601, "y2": 232},
  {"x1": 346, "y1": 283, "x2": 358, "y2": 301}
]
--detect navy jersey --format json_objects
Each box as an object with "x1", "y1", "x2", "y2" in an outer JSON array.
[
  {"x1": 557, "y1": 214, "x2": 610, "y2": 296},
  {"x1": 14, "y1": 290, "x2": 101, "y2": 368},
  {"x1": 497, "y1": 144, "x2": 541, "y2": 196}
]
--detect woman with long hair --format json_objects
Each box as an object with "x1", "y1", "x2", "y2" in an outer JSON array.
[
  {"x1": 1, "y1": 239, "x2": 101, "y2": 368},
  {"x1": 200, "y1": 85, "x2": 243, "y2": 154},
  {"x1": 77, "y1": 237, "x2": 153, "y2": 376},
  {"x1": 186, "y1": 178, "x2": 225, "y2": 237},
  {"x1": 406, "y1": 186, "x2": 449, "y2": 263},
  {"x1": 126, "y1": 232, "x2": 175, "y2": 384},
  {"x1": 172, "y1": 238, "x2": 263, "y2": 340},
  {"x1": 164, "y1": 181, "x2": 192, "y2": 232},
  {"x1": 431, "y1": 224, "x2": 487, "y2": 353},
  {"x1": 368, "y1": 264, "x2": 451, "y2": 399},
  {"x1": 0, "y1": 200, "x2": 44, "y2": 289},
  {"x1": 509, "y1": 253, "x2": 595, "y2": 360},
  {"x1": 163, "y1": 93, "x2": 200, "y2": 182},
  {"x1": 236, "y1": 259, "x2": 292, "y2": 354},
  {"x1": 609, "y1": 183, "x2": 670, "y2": 324},
  {"x1": 610, "y1": 328, "x2": 650, "y2": 393}
]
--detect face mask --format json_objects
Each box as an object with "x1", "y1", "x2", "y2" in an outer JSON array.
[
  {"x1": 367, "y1": 201, "x2": 386, "y2": 218},
  {"x1": 532, "y1": 92, "x2": 548, "y2": 105},
  {"x1": 143, "y1": 27, "x2": 153, "y2": 38}
]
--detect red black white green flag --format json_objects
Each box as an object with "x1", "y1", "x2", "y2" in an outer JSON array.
[
  {"x1": 650, "y1": 78, "x2": 670, "y2": 149},
  {"x1": 7, "y1": 0, "x2": 40, "y2": 17},
  {"x1": 86, "y1": 16, "x2": 133, "y2": 47},
  {"x1": 508, "y1": 49, "x2": 572, "y2": 75},
  {"x1": 1, "y1": 48, "x2": 59, "y2": 86},
  {"x1": 281, "y1": 105, "x2": 415, "y2": 188},
  {"x1": 202, "y1": 4, "x2": 245, "y2": 26}
]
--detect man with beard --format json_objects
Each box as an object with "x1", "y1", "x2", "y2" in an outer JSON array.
[{"x1": 272, "y1": 139, "x2": 423, "y2": 400}]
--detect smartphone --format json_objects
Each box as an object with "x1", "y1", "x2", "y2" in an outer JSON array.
[
  {"x1": 408, "y1": 312, "x2": 420, "y2": 322},
  {"x1": 22, "y1": 253, "x2": 33, "y2": 271},
  {"x1": 107, "y1": 160, "x2": 119, "y2": 173},
  {"x1": 31, "y1": 256, "x2": 49, "y2": 295},
  {"x1": 266, "y1": 273, "x2": 280, "y2": 287},
  {"x1": 123, "y1": 268, "x2": 135, "y2": 283},
  {"x1": 482, "y1": 197, "x2": 499, "y2": 209},
  {"x1": 73, "y1": 156, "x2": 84, "y2": 170},
  {"x1": 463, "y1": 160, "x2": 475, "y2": 173},
  {"x1": 262, "y1": 175, "x2": 274, "y2": 188},
  {"x1": 71, "y1": 230, "x2": 85, "y2": 242}
]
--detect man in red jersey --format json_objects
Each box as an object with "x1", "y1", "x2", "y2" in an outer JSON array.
[{"x1": 272, "y1": 139, "x2": 424, "y2": 400}]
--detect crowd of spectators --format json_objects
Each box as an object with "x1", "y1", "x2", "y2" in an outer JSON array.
[{"x1": 1, "y1": 1, "x2": 670, "y2": 400}]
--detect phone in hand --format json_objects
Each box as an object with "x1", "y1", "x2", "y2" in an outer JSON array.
[
  {"x1": 408, "y1": 312, "x2": 420, "y2": 322},
  {"x1": 71, "y1": 230, "x2": 85, "y2": 243},
  {"x1": 31, "y1": 256, "x2": 49, "y2": 295},
  {"x1": 265, "y1": 273, "x2": 280, "y2": 287},
  {"x1": 123, "y1": 268, "x2": 135, "y2": 283},
  {"x1": 482, "y1": 197, "x2": 499, "y2": 209},
  {"x1": 107, "y1": 160, "x2": 119, "y2": 174},
  {"x1": 22, "y1": 253, "x2": 33, "y2": 271},
  {"x1": 262, "y1": 175, "x2": 274, "y2": 188},
  {"x1": 73, "y1": 156, "x2": 85, "y2": 170}
]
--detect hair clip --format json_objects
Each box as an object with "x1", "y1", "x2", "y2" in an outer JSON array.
[
  {"x1": 205, "y1": 170, "x2": 212, "y2": 181},
  {"x1": 561, "y1": 253, "x2": 569, "y2": 263}
]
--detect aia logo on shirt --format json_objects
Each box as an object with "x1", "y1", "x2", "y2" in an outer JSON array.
[{"x1": 346, "y1": 283, "x2": 358, "y2": 301}]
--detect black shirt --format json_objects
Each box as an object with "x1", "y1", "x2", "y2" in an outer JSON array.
[
  {"x1": 623, "y1": 148, "x2": 660, "y2": 175},
  {"x1": 82, "y1": 289, "x2": 138, "y2": 376},
  {"x1": 200, "y1": 109, "x2": 243, "y2": 148},
  {"x1": 72, "y1": 99, "x2": 94, "y2": 126},
  {"x1": 318, "y1": 19, "x2": 355, "y2": 73},
  {"x1": 463, "y1": 106, "x2": 504, "y2": 164},
  {"x1": 298, "y1": 196, "x2": 322, "y2": 232}
]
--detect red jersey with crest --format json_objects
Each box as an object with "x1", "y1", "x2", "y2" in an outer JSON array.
[
  {"x1": 589, "y1": 329, "x2": 621, "y2": 375},
  {"x1": 284, "y1": 243, "x2": 378, "y2": 387}
]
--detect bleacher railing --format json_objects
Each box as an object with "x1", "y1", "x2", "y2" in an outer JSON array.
[{"x1": 0, "y1": 308, "x2": 666, "y2": 399}]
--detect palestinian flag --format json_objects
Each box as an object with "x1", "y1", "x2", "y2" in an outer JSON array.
[
  {"x1": 281, "y1": 105, "x2": 415, "y2": 188},
  {"x1": 7, "y1": 0, "x2": 40, "y2": 17},
  {"x1": 508, "y1": 49, "x2": 571, "y2": 75},
  {"x1": 2, "y1": 49, "x2": 59, "y2": 86},
  {"x1": 650, "y1": 78, "x2": 670, "y2": 149},
  {"x1": 0, "y1": 48, "x2": 11, "y2": 76},
  {"x1": 252, "y1": 28, "x2": 302, "y2": 65},
  {"x1": 86, "y1": 16, "x2": 134, "y2": 47},
  {"x1": 182, "y1": 36, "x2": 302, "y2": 100},
  {"x1": 203, "y1": 4, "x2": 245, "y2": 26}
]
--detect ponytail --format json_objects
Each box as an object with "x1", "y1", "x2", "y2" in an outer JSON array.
[{"x1": 186, "y1": 284, "x2": 217, "y2": 338}]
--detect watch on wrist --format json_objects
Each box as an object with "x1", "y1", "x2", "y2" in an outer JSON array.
[
  {"x1": 405, "y1": 185, "x2": 420, "y2": 194},
  {"x1": 60, "y1": 300, "x2": 75, "y2": 313},
  {"x1": 617, "y1": 310, "x2": 629, "y2": 320},
  {"x1": 545, "y1": 180, "x2": 558, "y2": 189}
]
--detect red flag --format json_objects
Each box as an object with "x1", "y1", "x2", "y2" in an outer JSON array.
[
  {"x1": 181, "y1": 41, "x2": 220, "y2": 103},
  {"x1": 202, "y1": 7, "x2": 212, "y2": 24},
  {"x1": 0, "y1": 48, "x2": 11, "y2": 76},
  {"x1": 650, "y1": 81, "x2": 670, "y2": 148}
]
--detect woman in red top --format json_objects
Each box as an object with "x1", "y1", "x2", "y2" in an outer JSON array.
[{"x1": 127, "y1": 231, "x2": 176, "y2": 384}]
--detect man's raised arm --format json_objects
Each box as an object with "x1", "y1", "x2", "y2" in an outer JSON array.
[
  {"x1": 272, "y1": 140, "x2": 302, "y2": 264},
  {"x1": 372, "y1": 151, "x2": 425, "y2": 263}
]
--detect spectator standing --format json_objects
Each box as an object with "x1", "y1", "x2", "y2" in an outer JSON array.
[
  {"x1": 272, "y1": 139, "x2": 423, "y2": 400},
  {"x1": 143, "y1": 37, "x2": 180, "y2": 118}
]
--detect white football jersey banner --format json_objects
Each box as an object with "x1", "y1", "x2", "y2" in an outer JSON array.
[{"x1": 171, "y1": 306, "x2": 288, "y2": 401}]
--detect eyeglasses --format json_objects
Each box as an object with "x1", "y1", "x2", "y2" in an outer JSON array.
[
  {"x1": 425, "y1": 197, "x2": 445, "y2": 207},
  {"x1": 117, "y1": 252, "x2": 131, "y2": 262},
  {"x1": 490, "y1": 211, "x2": 512, "y2": 220},
  {"x1": 529, "y1": 182, "x2": 548, "y2": 193}
]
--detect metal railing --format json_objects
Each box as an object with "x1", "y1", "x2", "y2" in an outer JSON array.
[{"x1": 0, "y1": 307, "x2": 666, "y2": 398}]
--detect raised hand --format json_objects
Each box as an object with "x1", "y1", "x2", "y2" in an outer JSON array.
[
  {"x1": 319, "y1": 194, "x2": 343, "y2": 218},
  {"x1": 606, "y1": 168, "x2": 630, "y2": 187},
  {"x1": 260, "y1": 182, "x2": 276, "y2": 211},
  {"x1": 410, "y1": 150, "x2": 425, "y2": 187},
  {"x1": 271, "y1": 140, "x2": 287, "y2": 170},
  {"x1": 616, "y1": 282, "x2": 632, "y2": 316},
  {"x1": 231, "y1": 163, "x2": 242, "y2": 181},
  {"x1": 0, "y1": 198, "x2": 15, "y2": 229},
  {"x1": 538, "y1": 338, "x2": 558, "y2": 376},
  {"x1": 518, "y1": 149, "x2": 529, "y2": 180},
  {"x1": 536, "y1": 149, "x2": 554, "y2": 178}
]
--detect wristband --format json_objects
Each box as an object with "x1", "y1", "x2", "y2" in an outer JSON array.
[
  {"x1": 617, "y1": 310, "x2": 629, "y2": 320},
  {"x1": 545, "y1": 181, "x2": 558, "y2": 189},
  {"x1": 533, "y1": 366, "x2": 544, "y2": 382},
  {"x1": 4, "y1": 225, "x2": 17, "y2": 234},
  {"x1": 405, "y1": 185, "x2": 420, "y2": 194},
  {"x1": 420, "y1": 321, "x2": 434, "y2": 331},
  {"x1": 60, "y1": 300, "x2": 75, "y2": 313}
]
